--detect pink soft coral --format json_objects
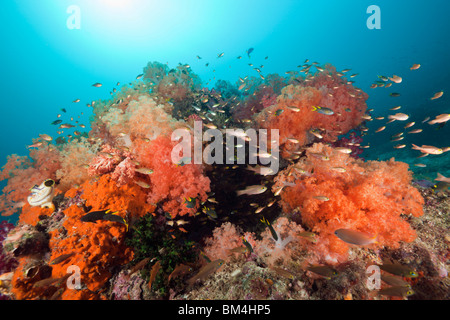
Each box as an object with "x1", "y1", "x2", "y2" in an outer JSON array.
[
  {"x1": 88, "y1": 144, "x2": 125, "y2": 176},
  {"x1": 111, "y1": 157, "x2": 135, "y2": 186},
  {"x1": 203, "y1": 218, "x2": 309, "y2": 268}
]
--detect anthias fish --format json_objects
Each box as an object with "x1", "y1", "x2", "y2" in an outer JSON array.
[
  {"x1": 411, "y1": 144, "x2": 443, "y2": 155},
  {"x1": 378, "y1": 286, "x2": 415, "y2": 297},
  {"x1": 435, "y1": 173, "x2": 450, "y2": 183},
  {"x1": 334, "y1": 228, "x2": 377, "y2": 246},
  {"x1": 50, "y1": 252, "x2": 75, "y2": 265},
  {"x1": 236, "y1": 185, "x2": 267, "y2": 196},
  {"x1": 187, "y1": 259, "x2": 224, "y2": 286},
  {"x1": 306, "y1": 265, "x2": 338, "y2": 279},
  {"x1": 378, "y1": 263, "x2": 418, "y2": 278}
]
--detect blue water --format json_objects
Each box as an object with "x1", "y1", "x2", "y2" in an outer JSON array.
[{"x1": 1, "y1": 0, "x2": 449, "y2": 222}]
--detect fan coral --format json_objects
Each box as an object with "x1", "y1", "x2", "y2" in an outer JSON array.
[
  {"x1": 156, "y1": 74, "x2": 189, "y2": 102},
  {"x1": 143, "y1": 61, "x2": 169, "y2": 85},
  {"x1": 274, "y1": 143, "x2": 424, "y2": 263}
]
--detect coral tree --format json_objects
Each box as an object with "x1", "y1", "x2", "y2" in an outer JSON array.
[
  {"x1": 274, "y1": 143, "x2": 424, "y2": 262},
  {"x1": 254, "y1": 64, "x2": 368, "y2": 157}
]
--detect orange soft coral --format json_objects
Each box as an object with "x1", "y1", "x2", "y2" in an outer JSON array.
[
  {"x1": 253, "y1": 65, "x2": 367, "y2": 158},
  {"x1": 254, "y1": 85, "x2": 322, "y2": 152},
  {"x1": 133, "y1": 135, "x2": 210, "y2": 218},
  {"x1": 274, "y1": 143, "x2": 424, "y2": 263}
]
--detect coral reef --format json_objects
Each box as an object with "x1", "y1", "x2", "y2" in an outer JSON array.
[{"x1": 0, "y1": 60, "x2": 447, "y2": 301}]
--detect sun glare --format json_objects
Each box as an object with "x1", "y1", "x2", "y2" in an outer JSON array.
[{"x1": 98, "y1": 0, "x2": 130, "y2": 9}]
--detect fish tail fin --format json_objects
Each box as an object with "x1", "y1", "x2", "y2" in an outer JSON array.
[
  {"x1": 236, "y1": 190, "x2": 244, "y2": 196},
  {"x1": 372, "y1": 233, "x2": 379, "y2": 245},
  {"x1": 436, "y1": 172, "x2": 445, "y2": 180},
  {"x1": 411, "y1": 144, "x2": 419, "y2": 150},
  {"x1": 312, "y1": 106, "x2": 318, "y2": 111}
]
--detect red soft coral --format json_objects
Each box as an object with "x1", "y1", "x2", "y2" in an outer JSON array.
[
  {"x1": 133, "y1": 135, "x2": 210, "y2": 218},
  {"x1": 254, "y1": 64, "x2": 367, "y2": 158},
  {"x1": 254, "y1": 85, "x2": 323, "y2": 157},
  {"x1": 274, "y1": 143, "x2": 424, "y2": 263}
]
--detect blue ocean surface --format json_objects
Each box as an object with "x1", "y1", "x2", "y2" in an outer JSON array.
[{"x1": 0, "y1": 0, "x2": 449, "y2": 223}]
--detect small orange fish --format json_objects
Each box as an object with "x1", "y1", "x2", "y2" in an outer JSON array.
[
  {"x1": 411, "y1": 144, "x2": 443, "y2": 155},
  {"x1": 148, "y1": 261, "x2": 161, "y2": 290},
  {"x1": 50, "y1": 252, "x2": 75, "y2": 265},
  {"x1": 187, "y1": 259, "x2": 224, "y2": 287},
  {"x1": 375, "y1": 126, "x2": 386, "y2": 133},
  {"x1": 334, "y1": 228, "x2": 377, "y2": 245},
  {"x1": 271, "y1": 267, "x2": 295, "y2": 279},
  {"x1": 227, "y1": 246, "x2": 249, "y2": 255},
  {"x1": 435, "y1": 173, "x2": 450, "y2": 184},
  {"x1": 428, "y1": 114, "x2": 450, "y2": 125},
  {"x1": 430, "y1": 91, "x2": 443, "y2": 100},
  {"x1": 129, "y1": 258, "x2": 151, "y2": 275},
  {"x1": 168, "y1": 264, "x2": 193, "y2": 282}
]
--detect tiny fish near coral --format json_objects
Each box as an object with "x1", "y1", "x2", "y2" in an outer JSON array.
[{"x1": 334, "y1": 228, "x2": 377, "y2": 246}]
